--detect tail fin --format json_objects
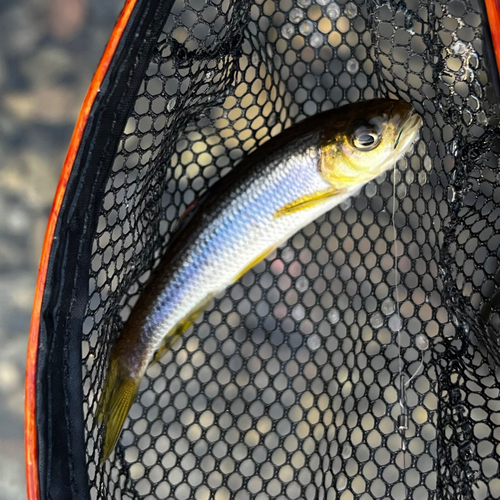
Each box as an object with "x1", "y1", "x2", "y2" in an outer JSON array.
[{"x1": 97, "y1": 357, "x2": 140, "y2": 463}]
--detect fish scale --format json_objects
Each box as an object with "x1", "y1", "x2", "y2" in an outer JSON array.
[
  {"x1": 97, "y1": 98, "x2": 422, "y2": 462},
  {"x1": 147, "y1": 142, "x2": 328, "y2": 349}
]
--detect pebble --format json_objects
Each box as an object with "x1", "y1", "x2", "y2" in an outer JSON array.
[
  {"x1": 0, "y1": 152, "x2": 60, "y2": 208},
  {"x1": 20, "y1": 46, "x2": 75, "y2": 87},
  {"x1": 4, "y1": 87, "x2": 79, "y2": 124},
  {"x1": 0, "y1": 361, "x2": 20, "y2": 392}
]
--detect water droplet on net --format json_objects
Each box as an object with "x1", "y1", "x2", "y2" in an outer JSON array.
[
  {"x1": 299, "y1": 20, "x2": 315, "y2": 35},
  {"x1": 478, "y1": 111, "x2": 488, "y2": 125},
  {"x1": 297, "y1": 0, "x2": 311, "y2": 7},
  {"x1": 307, "y1": 333, "x2": 321, "y2": 351},
  {"x1": 290, "y1": 8, "x2": 305, "y2": 23},
  {"x1": 292, "y1": 304, "x2": 306, "y2": 321},
  {"x1": 365, "y1": 181, "x2": 377, "y2": 198},
  {"x1": 167, "y1": 98, "x2": 177, "y2": 112},
  {"x1": 465, "y1": 469, "x2": 479, "y2": 482},
  {"x1": 328, "y1": 308, "x2": 340, "y2": 324},
  {"x1": 468, "y1": 52, "x2": 479, "y2": 69},
  {"x1": 344, "y1": 2, "x2": 358, "y2": 18},
  {"x1": 397, "y1": 184, "x2": 407, "y2": 199},
  {"x1": 87, "y1": 354, "x2": 95, "y2": 369},
  {"x1": 468, "y1": 95, "x2": 480, "y2": 111},
  {"x1": 281, "y1": 23, "x2": 295, "y2": 39},
  {"x1": 415, "y1": 333, "x2": 429, "y2": 351},
  {"x1": 340, "y1": 198, "x2": 351, "y2": 210},
  {"x1": 295, "y1": 276, "x2": 309, "y2": 292},
  {"x1": 346, "y1": 58, "x2": 359, "y2": 75},
  {"x1": 464, "y1": 67, "x2": 474, "y2": 83},
  {"x1": 310, "y1": 32, "x2": 324, "y2": 48},
  {"x1": 381, "y1": 298, "x2": 395, "y2": 316},
  {"x1": 341, "y1": 442, "x2": 352, "y2": 459},
  {"x1": 370, "y1": 311, "x2": 384, "y2": 329},
  {"x1": 444, "y1": 326, "x2": 456, "y2": 339},
  {"x1": 326, "y1": 2, "x2": 341, "y2": 19},
  {"x1": 281, "y1": 247, "x2": 295, "y2": 262},
  {"x1": 389, "y1": 314, "x2": 402, "y2": 332},
  {"x1": 316, "y1": 0, "x2": 330, "y2": 5},
  {"x1": 418, "y1": 171, "x2": 427, "y2": 186},
  {"x1": 451, "y1": 41, "x2": 467, "y2": 55}
]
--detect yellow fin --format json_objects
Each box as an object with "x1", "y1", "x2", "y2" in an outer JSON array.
[
  {"x1": 97, "y1": 358, "x2": 140, "y2": 463},
  {"x1": 150, "y1": 295, "x2": 213, "y2": 365},
  {"x1": 232, "y1": 245, "x2": 278, "y2": 283},
  {"x1": 274, "y1": 187, "x2": 343, "y2": 218}
]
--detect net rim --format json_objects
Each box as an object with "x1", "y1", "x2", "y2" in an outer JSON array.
[{"x1": 485, "y1": 0, "x2": 500, "y2": 72}]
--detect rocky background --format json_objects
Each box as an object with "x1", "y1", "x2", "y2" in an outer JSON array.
[{"x1": 0, "y1": 0, "x2": 122, "y2": 498}]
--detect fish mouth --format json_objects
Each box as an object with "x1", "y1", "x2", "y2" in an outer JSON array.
[
  {"x1": 394, "y1": 110, "x2": 423, "y2": 153},
  {"x1": 370, "y1": 109, "x2": 422, "y2": 178}
]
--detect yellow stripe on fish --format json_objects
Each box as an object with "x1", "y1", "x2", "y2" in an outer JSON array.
[
  {"x1": 274, "y1": 186, "x2": 344, "y2": 217},
  {"x1": 97, "y1": 99, "x2": 423, "y2": 462}
]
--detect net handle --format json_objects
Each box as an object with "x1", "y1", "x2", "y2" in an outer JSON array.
[{"x1": 24, "y1": 1, "x2": 138, "y2": 499}]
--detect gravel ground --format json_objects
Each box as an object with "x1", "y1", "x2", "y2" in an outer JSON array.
[{"x1": 0, "y1": 1, "x2": 122, "y2": 498}]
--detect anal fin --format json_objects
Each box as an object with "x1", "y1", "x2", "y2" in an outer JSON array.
[{"x1": 150, "y1": 295, "x2": 213, "y2": 365}]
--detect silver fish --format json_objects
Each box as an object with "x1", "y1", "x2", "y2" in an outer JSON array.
[{"x1": 98, "y1": 98, "x2": 422, "y2": 461}]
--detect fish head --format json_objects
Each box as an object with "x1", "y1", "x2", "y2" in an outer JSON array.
[{"x1": 320, "y1": 99, "x2": 423, "y2": 192}]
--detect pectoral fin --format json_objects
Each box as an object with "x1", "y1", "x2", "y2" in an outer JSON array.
[
  {"x1": 274, "y1": 187, "x2": 344, "y2": 218},
  {"x1": 150, "y1": 295, "x2": 213, "y2": 365}
]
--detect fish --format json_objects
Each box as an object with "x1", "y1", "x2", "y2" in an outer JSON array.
[{"x1": 97, "y1": 98, "x2": 422, "y2": 462}]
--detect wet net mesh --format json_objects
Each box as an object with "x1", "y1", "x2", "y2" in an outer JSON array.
[{"x1": 78, "y1": 0, "x2": 500, "y2": 498}]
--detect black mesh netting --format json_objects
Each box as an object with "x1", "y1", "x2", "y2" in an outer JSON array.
[{"x1": 76, "y1": 0, "x2": 500, "y2": 498}]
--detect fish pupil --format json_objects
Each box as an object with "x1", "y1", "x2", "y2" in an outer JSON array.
[
  {"x1": 352, "y1": 126, "x2": 379, "y2": 150},
  {"x1": 350, "y1": 120, "x2": 380, "y2": 151},
  {"x1": 358, "y1": 134, "x2": 375, "y2": 146}
]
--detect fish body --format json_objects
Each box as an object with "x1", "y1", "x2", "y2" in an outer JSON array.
[{"x1": 98, "y1": 99, "x2": 422, "y2": 461}]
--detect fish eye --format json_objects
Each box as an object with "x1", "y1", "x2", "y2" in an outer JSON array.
[{"x1": 351, "y1": 124, "x2": 380, "y2": 151}]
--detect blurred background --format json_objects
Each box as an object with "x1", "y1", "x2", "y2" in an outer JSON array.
[{"x1": 0, "y1": 0, "x2": 122, "y2": 498}]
